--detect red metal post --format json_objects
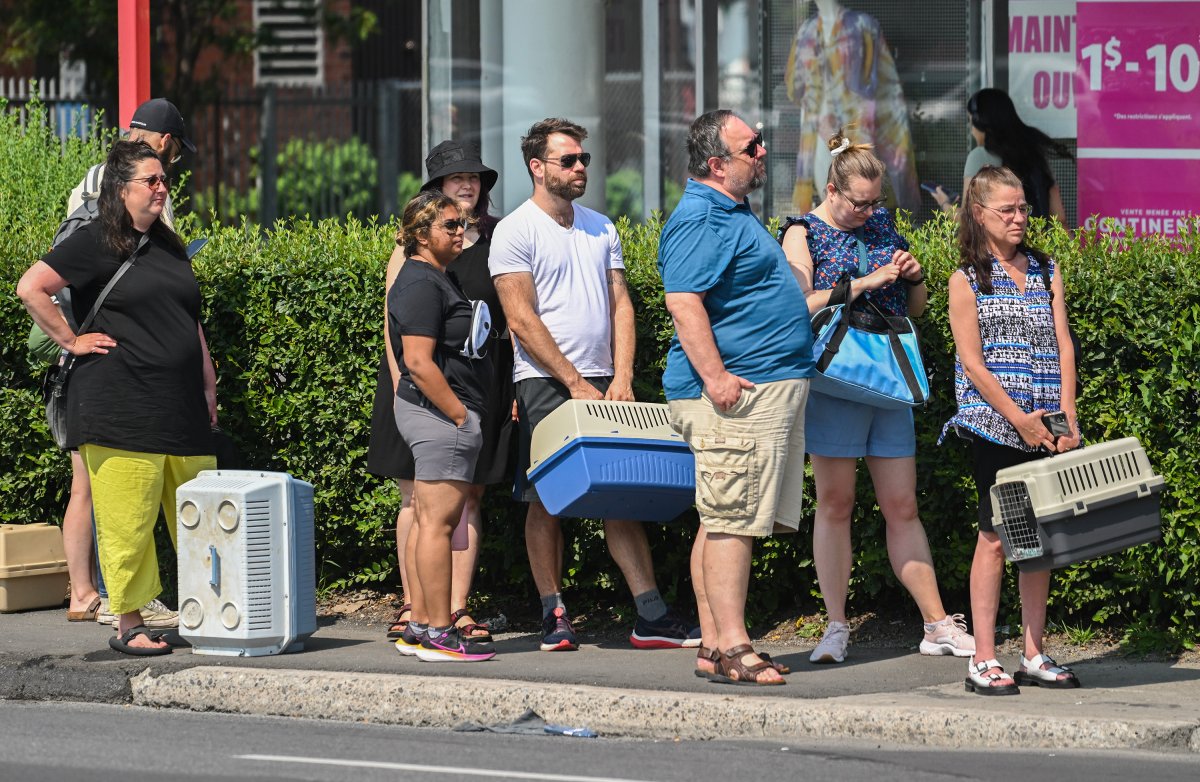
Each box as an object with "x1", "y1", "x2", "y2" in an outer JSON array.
[{"x1": 118, "y1": 0, "x2": 151, "y2": 128}]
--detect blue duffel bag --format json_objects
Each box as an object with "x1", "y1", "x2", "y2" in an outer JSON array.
[{"x1": 809, "y1": 273, "x2": 930, "y2": 409}]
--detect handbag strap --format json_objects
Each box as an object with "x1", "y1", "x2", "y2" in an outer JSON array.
[
  {"x1": 852, "y1": 227, "x2": 870, "y2": 277},
  {"x1": 75, "y1": 234, "x2": 149, "y2": 335}
]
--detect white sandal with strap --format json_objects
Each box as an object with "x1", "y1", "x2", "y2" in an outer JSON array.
[
  {"x1": 1013, "y1": 653, "x2": 1081, "y2": 689},
  {"x1": 964, "y1": 657, "x2": 1020, "y2": 696}
]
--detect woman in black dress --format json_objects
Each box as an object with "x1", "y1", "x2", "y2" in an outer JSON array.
[
  {"x1": 18, "y1": 140, "x2": 217, "y2": 656},
  {"x1": 368, "y1": 140, "x2": 512, "y2": 642}
]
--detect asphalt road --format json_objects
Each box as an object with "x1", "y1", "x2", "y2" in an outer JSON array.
[{"x1": 3, "y1": 700, "x2": 1199, "y2": 782}]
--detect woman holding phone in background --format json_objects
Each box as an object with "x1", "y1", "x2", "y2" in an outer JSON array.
[{"x1": 932, "y1": 88, "x2": 1072, "y2": 223}]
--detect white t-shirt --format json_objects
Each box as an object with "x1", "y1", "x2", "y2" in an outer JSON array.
[{"x1": 489, "y1": 199, "x2": 624, "y2": 383}]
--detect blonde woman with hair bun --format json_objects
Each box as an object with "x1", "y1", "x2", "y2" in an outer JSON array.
[{"x1": 779, "y1": 128, "x2": 974, "y2": 667}]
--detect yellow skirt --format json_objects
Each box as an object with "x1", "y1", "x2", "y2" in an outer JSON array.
[{"x1": 81, "y1": 444, "x2": 216, "y2": 615}]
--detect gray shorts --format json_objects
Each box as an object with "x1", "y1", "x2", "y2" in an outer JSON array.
[
  {"x1": 393, "y1": 397, "x2": 482, "y2": 483},
  {"x1": 513, "y1": 375, "x2": 611, "y2": 503}
]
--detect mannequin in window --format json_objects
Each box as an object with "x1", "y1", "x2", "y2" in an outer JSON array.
[{"x1": 786, "y1": 0, "x2": 920, "y2": 212}]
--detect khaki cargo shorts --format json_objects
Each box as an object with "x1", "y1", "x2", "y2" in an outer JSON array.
[{"x1": 667, "y1": 378, "x2": 810, "y2": 537}]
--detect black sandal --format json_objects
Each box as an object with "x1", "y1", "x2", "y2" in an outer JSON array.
[{"x1": 109, "y1": 625, "x2": 172, "y2": 657}]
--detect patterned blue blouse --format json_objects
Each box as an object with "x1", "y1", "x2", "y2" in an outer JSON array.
[
  {"x1": 939, "y1": 253, "x2": 1063, "y2": 451},
  {"x1": 781, "y1": 207, "x2": 911, "y2": 317}
]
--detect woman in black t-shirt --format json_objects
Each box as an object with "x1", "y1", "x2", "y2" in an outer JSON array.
[
  {"x1": 18, "y1": 140, "x2": 217, "y2": 657},
  {"x1": 388, "y1": 191, "x2": 495, "y2": 662}
]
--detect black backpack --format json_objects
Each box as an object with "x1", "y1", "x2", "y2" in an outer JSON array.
[{"x1": 26, "y1": 163, "x2": 105, "y2": 362}]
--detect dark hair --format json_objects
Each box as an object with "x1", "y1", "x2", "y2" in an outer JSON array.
[
  {"x1": 425, "y1": 175, "x2": 498, "y2": 241},
  {"x1": 968, "y1": 88, "x2": 1074, "y2": 193},
  {"x1": 958, "y1": 165, "x2": 1052, "y2": 294},
  {"x1": 825, "y1": 127, "x2": 885, "y2": 193},
  {"x1": 97, "y1": 140, "x2": 185, "y2": 259},
  {"x1": 396, "y1": 190, "x2": 465, "y2": 256},
  {"x1": 521, "y1": 118, "x2": 587, "y2": 183},
  {"x1": 686, "y1": 109, "x2": 735, "y2": 177}
]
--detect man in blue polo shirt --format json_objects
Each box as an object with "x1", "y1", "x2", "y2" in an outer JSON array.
[{"x1": 658, "y1": 109, "x2": 815, "y2": 686}]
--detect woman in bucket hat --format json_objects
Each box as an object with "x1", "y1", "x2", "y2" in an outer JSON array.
[{"x1": 368, "y1": 141, "x2": 511, "y2": 648}]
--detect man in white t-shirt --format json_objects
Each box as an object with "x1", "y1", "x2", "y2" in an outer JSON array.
[{"x1": 491, "y1": 118, "x2": 699, "y2": 652}]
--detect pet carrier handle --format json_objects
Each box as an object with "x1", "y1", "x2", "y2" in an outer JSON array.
[{"x1": 209, "y1": 545, "x2": 220, "y2": 588}]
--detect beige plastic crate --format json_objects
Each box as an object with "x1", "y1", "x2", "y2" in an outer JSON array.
[
  {"x1": 990, "y1": 437, "x2": 1164, "y2": 570},
  {"x1": 0, "y1": 523, "x2": 69, "y2": 612},
  {"x1": 528, "y1": 400, "x2": 681, "y2": 473}
]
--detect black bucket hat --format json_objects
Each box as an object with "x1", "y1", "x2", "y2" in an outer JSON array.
[{"x1": 421, "y1": 140, "x2": 498, "y2": 192}]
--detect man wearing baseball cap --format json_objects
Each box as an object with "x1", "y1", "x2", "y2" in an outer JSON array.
[
  {"x1": 59, "y1": 97, "x2": 198, "y2": 633},
  {"x1": 67, "y1": 97, "x2": 195, "y2": 228}
]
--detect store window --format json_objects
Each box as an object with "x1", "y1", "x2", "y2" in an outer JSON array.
[{"x1": 763, "y1": 0, "x2": 972, "y2": 222}]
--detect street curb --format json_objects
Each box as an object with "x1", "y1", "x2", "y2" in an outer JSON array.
[{"x1": 131, "y1": 666, "x2": 1200, "y2": 752}]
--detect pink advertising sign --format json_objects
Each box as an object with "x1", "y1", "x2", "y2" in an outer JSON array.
[{"x1": 1075, "y1": 1, "x2": 1200, "y2": 233}]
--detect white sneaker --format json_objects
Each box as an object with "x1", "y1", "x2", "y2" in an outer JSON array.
[
  {"x1": 810, "y1": 621, "x2": 850, "y2": 664},
  {"x1": 920, "y1": 613, "x2": 976, "y2": 657},
  {"x1": 95, "y1": 598, "x2": 115, "y2": 625},
  {"x1": 109, "y1": 598, "x2": 179, "y2": 629}
]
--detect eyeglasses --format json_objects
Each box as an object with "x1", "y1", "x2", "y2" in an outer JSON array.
[
  {"x1": 439, "y1": 219, "x2": 467, "y2": 233},
  {"x1": 838, "y1": 190, "x2": 886, "y2": 214},
  {"x1": 741, "y1": 131, "x2": 764, "y2": 158},
  {"x1": 980, "y1": 203, "x2": 1033, "y2": 221},
  {"x1": 128, "y1": 174, "x2": 170, "y2": 190},
  {"x1": 166, "y1": 139, "x2": 182, "y2": 166},
  {"x1": 540, "y1": 152, "x2": 591, "y2": 169}
]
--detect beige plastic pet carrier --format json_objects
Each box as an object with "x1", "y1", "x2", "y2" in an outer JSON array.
[{"x1": 989, "y1": 437, "x2": 1164, "y2": 571}]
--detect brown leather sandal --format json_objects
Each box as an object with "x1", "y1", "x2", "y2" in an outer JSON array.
[
  {"x1": 696, "y1": 644, "x2": 789, "y2": 680},
  {"x1": 711, "y1": 644, "x2": 786, "y2": 686},
  {"x1": 694, "y1": 645, "x2": 721, "y2": 679}
]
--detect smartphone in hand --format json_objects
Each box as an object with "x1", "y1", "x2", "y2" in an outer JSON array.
[
  {"x1": 1042, "y1": 410, "x2": 1070, "y2": 438},
  {"x1": 921, "y1": 182, "x2": 958, "y2": 202}
]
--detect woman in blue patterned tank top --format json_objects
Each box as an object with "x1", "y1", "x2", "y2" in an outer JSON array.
[
  {"x1": 946, "y1": 166, "x2": 1081, "y2": 695},
  {"x1": 780, "y1": 129, "x2": 974, "y2": 666}
]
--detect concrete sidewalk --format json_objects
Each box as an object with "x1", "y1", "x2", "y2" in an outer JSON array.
[{"x1": 2, "y1": 606, "x2": 1199, "y2": 752}]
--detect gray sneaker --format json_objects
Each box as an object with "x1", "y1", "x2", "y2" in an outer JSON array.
[
  {"x1": 809, "y1": 621, "x2": 850, "y2": 664},
  {"x1": 109, "y1": 598, "x2": 179, "y2": 629}
]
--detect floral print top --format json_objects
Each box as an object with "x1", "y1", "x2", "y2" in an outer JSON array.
[{"x1": 781, "y1": 207, "x2": 911, "y2": 317}]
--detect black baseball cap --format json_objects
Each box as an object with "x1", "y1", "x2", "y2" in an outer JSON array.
[{"x1": 128, "y1": 98, "x2": 196, "y2": 153}]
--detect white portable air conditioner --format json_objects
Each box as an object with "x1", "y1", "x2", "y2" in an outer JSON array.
[{"x1": 176, "y1": 470, "x2": 316, "y2": 656}]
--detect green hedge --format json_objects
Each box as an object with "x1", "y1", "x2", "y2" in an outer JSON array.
[{"x1": 2, "y1": 100, "x2": 1197, "y2": 649}]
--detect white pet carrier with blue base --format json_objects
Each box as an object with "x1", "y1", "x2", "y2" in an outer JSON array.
[
  {"x1": 175, "y1": 470, "x2": 317, "y2": 656},
  {"x1": 527, "y1": 401, "x2": 695, "y2": 521},
  {"x1": 989, "y1": 438, "x2": 1164, "y2": 572}
]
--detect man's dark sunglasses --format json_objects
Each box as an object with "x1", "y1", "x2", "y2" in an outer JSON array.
[
  {"x1": 541, "y1": 152, "x2": 592, "y2": 169},
  {"x1": 741, "y1": 131, "x2": 764, "y2": 158}
]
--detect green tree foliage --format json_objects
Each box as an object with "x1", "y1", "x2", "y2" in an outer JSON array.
[
  {"x1": 0, "y1": 1, "x2": 377, "y2": 125},
  {"x1": 2, "y1": 101, "x2": 1197, "y2": 649}
]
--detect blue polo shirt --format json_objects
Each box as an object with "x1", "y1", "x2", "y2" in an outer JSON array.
[{"x1": 658, "y1": 179, "x2": 814, "y2": 401}]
